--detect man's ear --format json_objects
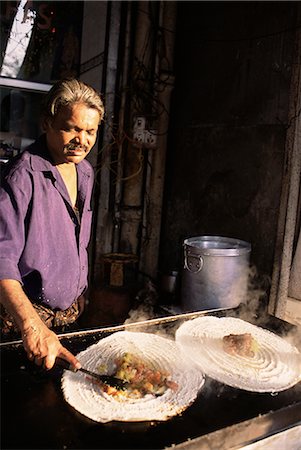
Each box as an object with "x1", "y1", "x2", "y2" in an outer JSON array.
[{"x1": 41, "y1": 117, "x2": 51, "y2": 132}]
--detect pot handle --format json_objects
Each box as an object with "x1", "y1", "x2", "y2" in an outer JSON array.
[{"x1": 184, "y1": 248, "x2": 204, "y2": 273}]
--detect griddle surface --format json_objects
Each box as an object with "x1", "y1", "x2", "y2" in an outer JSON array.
[{"x1": 1, "y1": 311, "x2": 301, "y2": 449}]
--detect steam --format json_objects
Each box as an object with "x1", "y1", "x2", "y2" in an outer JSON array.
[
  {"x1": 123, "y1": 280, "x2": 183, "y2": 338},
  {"x1": 231, "y1": 265, "x2": 301, "y2": 351},
  {"x1": 124, "y1": 279, "x2": 157, "y2": 326},
  {"x1": 233, "y1": 265, "x2": 271, "y2": 324},
  {"x1": 284, "y1": 326, "x2": 301, "y2": 351},
  {"x1": 119, "y1": 267, "x2": 301, "y2": 398},
  {"x1": 122, "y1": 265, "x2": 301, "y2": 352}
]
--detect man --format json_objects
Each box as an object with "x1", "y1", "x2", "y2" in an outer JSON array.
[{"x1": 0, "y1": 78, "x2": 104, "y2": 370}]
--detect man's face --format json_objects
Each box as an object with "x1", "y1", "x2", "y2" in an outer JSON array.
[{"x1": 45, "y1": 103, "x2": 100, "y2": 165}]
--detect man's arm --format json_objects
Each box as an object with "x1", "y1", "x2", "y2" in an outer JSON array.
[{"x1": 0, "y1": 279, "x2": 81, "y2": 370}]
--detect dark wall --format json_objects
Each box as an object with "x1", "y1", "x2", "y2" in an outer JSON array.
[{"x1": 159, "y1": 2, "x2": 299, "y2": 277}]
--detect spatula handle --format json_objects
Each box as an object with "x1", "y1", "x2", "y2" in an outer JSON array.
[
  {"x1": 56, "y1": 357, "x2": 77, "y2": 372},
  {"x1": 56, "y1": 357, "x2": 128, "y2": 389}
]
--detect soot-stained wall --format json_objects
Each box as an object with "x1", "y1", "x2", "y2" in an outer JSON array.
[{"x1": 159, "y1": 2, "x2": 299, "y2": 278}]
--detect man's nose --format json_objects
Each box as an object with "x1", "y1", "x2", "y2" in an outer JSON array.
[{"x1": 75, "y1": 130, "x2": 87, "y2": 145}]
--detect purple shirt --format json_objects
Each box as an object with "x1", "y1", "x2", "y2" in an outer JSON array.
[{"x1": 0, "y1": 135, "x2": 94, "y2": 310}]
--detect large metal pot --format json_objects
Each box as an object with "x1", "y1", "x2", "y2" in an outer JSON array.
[{"x1": 181, "y1": 235, "x2": 251, "y2": 312}]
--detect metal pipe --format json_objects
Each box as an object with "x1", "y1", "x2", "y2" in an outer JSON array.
[
  {"x1": 112, "y1": 3, "x2": 133, "y2": 252},
  {"x1": 0, "y1": 306, "x2": 233, "y2": 347},
  {"x1": 139, "y1": 1, "x2": 177, "y2": 278},
  {"x1": 94, "y1": 1, "x2": 122, "y2": 264},
  {"x1": 269, "y1": 16, "x2": 301, "y2": 321},
  {"x1": 119, "y1": 1, "x2": 154, "y2": 255}
]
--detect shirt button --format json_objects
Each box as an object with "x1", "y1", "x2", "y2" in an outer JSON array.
[{"x1": 82, "y1": 266, "x2": 85, "y2": 270}]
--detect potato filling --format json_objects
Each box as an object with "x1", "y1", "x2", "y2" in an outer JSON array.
[
  {"x1": 222, "y1": 333, "x2": 259, "y2": 357},
  {"x1": 99, "y1": 352, "x2": 178, "y2": 398}
]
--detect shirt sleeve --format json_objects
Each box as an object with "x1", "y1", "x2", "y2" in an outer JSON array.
[{"x1": 0, "y1": 168, "x2": 32, "y2": 282}]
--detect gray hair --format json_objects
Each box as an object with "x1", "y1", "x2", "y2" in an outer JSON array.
[{"x1": 42, "y1": 78, "x2": 104, "y2": 126}]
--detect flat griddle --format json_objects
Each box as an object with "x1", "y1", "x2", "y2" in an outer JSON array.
[{"x1": 1, "y1": 306, "x2": 300, "y2": 449}]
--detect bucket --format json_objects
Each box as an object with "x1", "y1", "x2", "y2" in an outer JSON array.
[
  {"x1": 99, "y1": 253, "x2": 138, "y2": 288},
  {"x1": 181, "y1": 236, "x2": 251, "y2": 312}
]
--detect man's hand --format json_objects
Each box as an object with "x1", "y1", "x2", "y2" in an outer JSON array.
[
  {"x1": 0, "y1": 279, "x2": 81, "y2": 370},
  {"x1": 22, "y1": 320, "x2": 81, "y2": 370}
]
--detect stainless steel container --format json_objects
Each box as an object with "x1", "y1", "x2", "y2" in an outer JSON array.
[{"x1": 181, "y1": 236, "x2": 251, "y2": 312}]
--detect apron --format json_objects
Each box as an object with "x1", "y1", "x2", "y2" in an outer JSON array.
[{"x1": 0, "y1": 298, "x2": 81, "y2": 336}]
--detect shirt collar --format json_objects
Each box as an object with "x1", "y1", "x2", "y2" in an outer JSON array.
[{"x1": 28, "y1": 134, "x2": 91, "y2": 178}]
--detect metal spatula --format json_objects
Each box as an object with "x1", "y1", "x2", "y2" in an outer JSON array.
[{"x1": 56, "y1": 357, "x2": 128, "y2": 389}]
